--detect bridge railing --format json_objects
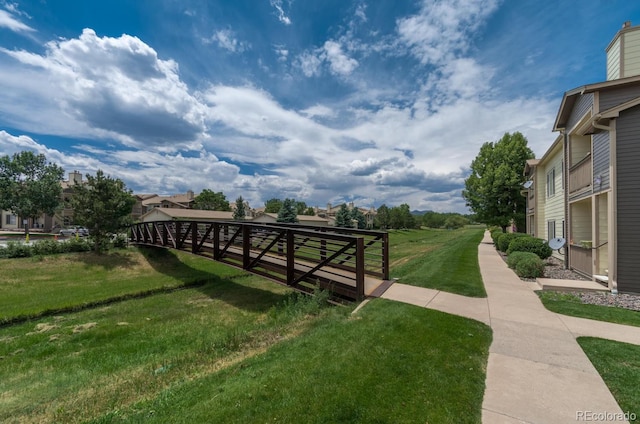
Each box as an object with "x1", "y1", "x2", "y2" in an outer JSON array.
[{"x1": 129, "y1": 220, "x2": 389, "y2": 301}]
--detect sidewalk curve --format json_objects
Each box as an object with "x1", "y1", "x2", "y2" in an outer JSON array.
[{"x1": 377, "y1": 230, "x2": 637, "y2": 424}]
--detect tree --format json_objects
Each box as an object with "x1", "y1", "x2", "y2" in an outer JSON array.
[
  {"x1": 375, "y1": 204, "x2": 390, "y2": 229},
  {"x1": 462, "y1": 132, "x2": 534, "y2": 232},
  {"x1": 233, "y1": 196, "x2": 246, "y2": 221},
  {"x1": 193, "y1": 189, "x2": 231, "y2": 211},
  {"x1": 350, "y1": 207, "x2": 366, "y2": 229},
  {"x1": 295, "y1": 201, "x2": 308, "y2": 215},
  {"x1": 303, "y1": 206, "x2": 316, "y2": 216},
  {"x1": 0, "y1": 151, "x2": 64, "y2": 237},
  {"x1": 264, "y1": 198, "x2": 283, "y2": 213},
  {"x1": 71, "y1": 170, "x2": 136, "y2": 252},
  {"x1": 276, "y1": 198, "x2": 298, "y2": 223},
  {"x1": 422, "y1": 211, "x2": 446, "y2": 228},
  {"x1": 334, "y1": 204, "x2": 353, "y2": 228}
]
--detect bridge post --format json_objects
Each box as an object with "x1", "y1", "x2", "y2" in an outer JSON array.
[
  {"x1": 161, "y1": 223, "x2": 168, "y2": 246},
  {"x1": 242, "y1": 224, "x2": 251, "y2": 269},
  {"x1": 286, "y1": 230, "x2": 295, "y2": 284},
  {"x1": 382, "y1": 232, "x2": 389, "y2": 280},
  {"x1": 213, "y1": 223, "x2": 220, "y2": 260},
  {"x1": 355, "y1": 237, "x2": 365, "y2": 299},
  {"x1": 191, "y1": 222, "x2": 198, "y2": 254}
]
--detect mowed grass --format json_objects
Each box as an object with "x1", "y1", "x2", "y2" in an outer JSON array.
[
  {"x1": 389, "y1": 226, "x2": 486, "y2": 297},
  {"x1": 578, "y1": 338, "x2": 640, "y2": 421},
  {"x1": 537, "y1": 291, "x2": 640, "y2": 327},
  {"x1": 1, "y1": 238, "x2": 492, "y2": 423},
  {"x1": 86, "y1": 300, "x2": 491, "y2": 424},
  {"x1": 0, "y1": 247, "x2": 244, "y2": 324}
]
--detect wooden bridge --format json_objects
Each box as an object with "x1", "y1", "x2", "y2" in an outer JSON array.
[{"x1": 129, "y1": 221, "x2": 391, "y2": 301}]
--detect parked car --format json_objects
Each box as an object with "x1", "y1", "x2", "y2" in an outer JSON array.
[{"x1": 59, "y1": 226, "x2": 89, "y2": 237}]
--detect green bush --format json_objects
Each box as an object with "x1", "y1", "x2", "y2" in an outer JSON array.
[
  {"x1": 506, "y1": 236, "x2": 553, "y2": 259},
  {"x1": 32, "y1": 239, "x2": 61, "y2": 255},
  {"x1": 490, "y1": 229, "x2": 504, "y2": 245},
  {"x1": 507, "y1": 251, "x2": 539, "y2": 269},
  {"x1": 5, "y1": 241, "x2": 33, "y2": 258},
  {"x1": 496, "y1": 232, "x2": 529, "y2": 252},
  {"x1": 515, "y1": 255, "x2": 545, "y2": 278}
]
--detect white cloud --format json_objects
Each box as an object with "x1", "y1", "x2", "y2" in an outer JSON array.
[
  {"x1": 205, "y1": 29, "x2": 249, "y2": 53},
  {"x1": 270, "y1": 0, "x2": 291, "y2": 25},
  {"x1": 396, "y1": 0, "x2": 499, "y2": 66},
  {"x1": 322, "y1": 40, "x2": 358, "y2": 76},
  {"x1": 0, "y1": 8, "x2": 33, "y2": 33},
  {"x1": 0, "y1": 28, "x2": 207, "y2": 148},
  {"x1": 297, "y1": 50, "x2": 322, "y2": 77}
]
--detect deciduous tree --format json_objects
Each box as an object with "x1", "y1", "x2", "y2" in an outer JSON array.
[
  {"x1": 0, "y1": 151, "x2": 64, "y2": 237},
  {"x1": 264, "y1": 198, "x2": 283, "y2": 213},
  {"x1": 193, "y1": 189, "x2": 231, "y2": 211},
  {"x1": 71, "y1": 170, "x2": 136, "y2": 252},
  {"x1": 462, "y1": 132, "x2": 534, "y2": 232}
]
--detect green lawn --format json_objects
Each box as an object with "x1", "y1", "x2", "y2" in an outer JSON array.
[
  {"x1": 1, "y1": 244, "x2": 492, "y2": 423},
  {"x1": 578, "y1": 338, "x2": 640, "y2": 422},
  {"x1": 389, "y1": 227, "x2": 486, "y2": 297},
  {"x1": 537, "y1": 291, "x2": 640, "y2": 327},
  {"x1": 0, "y1": 247, "x2": 246, "y2": 324}
]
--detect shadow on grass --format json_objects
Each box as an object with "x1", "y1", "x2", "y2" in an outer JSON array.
[
  {"x1": 136, "y1": 246, "x2": 289, "y2": 314},
  {"x1": 73, "y1": 250, "x2": 139, "y2": 270}
]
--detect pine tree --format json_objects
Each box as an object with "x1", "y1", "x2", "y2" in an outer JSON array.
[
  {"x1": 233, "y1": 196, "x2": 246, "y2": 221},
  {"x1": 276, "y1": 198, "x2": 298, "y2": 223}
]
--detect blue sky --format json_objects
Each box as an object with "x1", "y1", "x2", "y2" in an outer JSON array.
[{"x1": 1, "y1": 0, "x2": 639, "y2": 213}]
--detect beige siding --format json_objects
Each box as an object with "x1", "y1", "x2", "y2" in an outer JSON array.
[
  {"x1": 597, "y1": 193, "x2": 609, "y2": 275},
  {"x1": 543, "y1": 150, "x2": 565, "y2": 259},
  {"x1": 623, "y1": 31, "x2": 640, "y2": 78},
  {"x1": 570, "y1": 134, "x2": 591, "y2": 166},
  {"x1": 607, "y1": 37, "x2": 621, "y2": 80},
  {"x1": 570, "y1": 200, "x2": 591, "y2": 245}
]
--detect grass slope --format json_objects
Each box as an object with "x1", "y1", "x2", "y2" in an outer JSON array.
[
  {"x1": 389, "y1": 227, "x2": 486, "y2": 297},
  {"x1": 89, "y1": 300, "x2": 491, "y2": 424}
]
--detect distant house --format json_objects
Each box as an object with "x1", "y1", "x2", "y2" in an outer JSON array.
[
  {"x1": 523, "y1": 135, "x2": 565, "y2": 260},
  {"x1": 251, "y1": 212, "x2": 330, "y2": 226},
  {"x1": 542, "y1": 21, "x2": 640, "y2": 293},
  {"x1": 316, "y1": 202, "x2": 376, "y2": 228},
  {"x1": 139, "y1": 207, "x2": 234, "y2": 223}
]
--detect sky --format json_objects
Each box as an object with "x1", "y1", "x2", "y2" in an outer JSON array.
[{"x1": 1, "y1": 1, "x2": 640, "y2": 214}]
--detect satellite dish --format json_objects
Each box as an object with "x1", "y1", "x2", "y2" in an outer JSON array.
[
  {"x1": 523, "y1": 180, "x2": 533, "y2": 189},
  {"x1": 548, "y1": 237, "x2": 566, "y2": 250}
]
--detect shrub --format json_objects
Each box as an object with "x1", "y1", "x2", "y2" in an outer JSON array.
[
  {"x1": 507, "y1": 251, "x2": 539, "y2": 269},
  {"x1": 496, "y1": 233, "x2": 529, "y2": 252},
  {"x1": 111, "y1": 233, "x2": 128, "y2": 249},
  {"x1": 5, "y1": 241, "x2": 33, "y2": 258},
  {"x1": 506, "y1": 236, "x2": 553, "y2": 259},
  {"x1": 490, "y1": 229, "x2": 504, "y2": 245},
  {"x1": 515, "y1": 255, "x2": 545, "y2": 278},
  {"x1": 32, "y1": 239, "x2": 61, "y2": 256}
]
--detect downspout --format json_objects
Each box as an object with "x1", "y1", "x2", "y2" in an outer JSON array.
[{"x1": 591, "y1": 115, "x2": 618, "y2": 294}]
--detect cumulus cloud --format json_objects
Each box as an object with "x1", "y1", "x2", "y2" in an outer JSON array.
[
  {"x1": 323, "y1": 40, "x2": 359, "y2": 76},
  {"x1": 0, "y1": 28, "x2": 206, "y2": 148}
]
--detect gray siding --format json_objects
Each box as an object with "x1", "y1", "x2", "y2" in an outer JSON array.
[
  {"x1": 616, "y1": 104, "x2": 640, "y2": 293},
  {"x1": 567, "y1": 93, "x2": 593, "y2": 131},
  {"x1": 592, "y1": 131, "x2": 610, "y2": 193},
  {"x1": 600, "y1": 84, "x2": 640, "y2": 111}
]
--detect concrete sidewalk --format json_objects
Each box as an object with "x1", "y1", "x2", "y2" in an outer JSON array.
[{"x1": 378, "y1": 230, "x2": 640, "y2": 424}]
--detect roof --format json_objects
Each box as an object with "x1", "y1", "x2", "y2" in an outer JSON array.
[
  {"x1": 553, "y1": 74, "x2": 640, "y2": 131},
  {"x1": 140, "y1": 208, "x2": 234, "y2": 221}
]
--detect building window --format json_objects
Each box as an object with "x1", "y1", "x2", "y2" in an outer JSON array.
[
  {"x1": 547, "y1": 220, "x2": 556, "y2": 240},
  {"x1": 546, "y1": 168, "x2": 556, "y2": 197},
  {"x1": 5, "y1": 214, "x2": 16, "y2": 225}
]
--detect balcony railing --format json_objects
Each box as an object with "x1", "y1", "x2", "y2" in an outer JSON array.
[
  {"x1": 569, "y1": 244, "x2": 592, "y2": 277},
  {"x1": 569, "y1": 154, "x2": 591, "y2": 194}
]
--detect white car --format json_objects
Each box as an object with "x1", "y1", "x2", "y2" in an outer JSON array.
[{"x1": 59, "y1": 226, "x2": 89, "y2": 237}]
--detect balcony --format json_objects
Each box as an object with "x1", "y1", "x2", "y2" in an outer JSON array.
[
  {"x1": 569, "y1": 244, "x2": 592, "y2": 277},
  {"x1": 569, "y1": 154, "x2": 591, "y2": 194}
]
